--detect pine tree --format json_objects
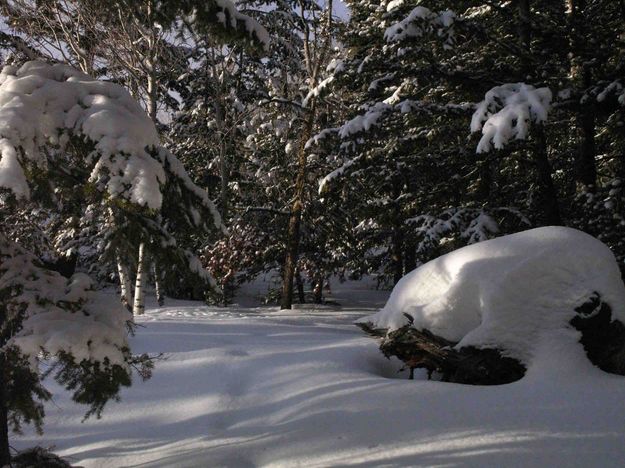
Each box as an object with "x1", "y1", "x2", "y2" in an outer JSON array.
[{"x1": 0, "y1": 60, "x2": 228, "y2": 463}]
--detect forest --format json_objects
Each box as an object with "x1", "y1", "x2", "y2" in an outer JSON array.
[{"x1": 1, "y1": 0, "x2": 625, "y2": 466}]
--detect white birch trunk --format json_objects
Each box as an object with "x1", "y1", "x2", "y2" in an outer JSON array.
[
  {"x1": 133, "y1": 242, "x2": 146, "y2": 315},
  {"x1": 117, "y1": 255, "x2": 133, "y2": 312}
]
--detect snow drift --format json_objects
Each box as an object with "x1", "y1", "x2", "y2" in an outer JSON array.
[{"x1": 358, "y1": 226, "x2": 625, "y2": 366}]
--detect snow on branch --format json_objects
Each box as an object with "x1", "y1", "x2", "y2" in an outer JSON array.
[
  {"x1": 0, "y1": 61, "x2": 222, "y2": 231},
  {"x1": 471, "y1": 83, "x2": 552, "y2": 154},
  {"x1": 1, "y1": 234, "x2": 129, "y2": 369},
  {"x1": 338, "y1": 102, "x2": 391, "y2": 139},
  {"x1": 0, "y1": 61, "x2": 160, "y2": 206},
  {"x1": 318, "y1": 156, "x2": 360, "y2": 194},
  {"x1": 384, "y1": 6, "x2": 457, "y2": 49},
  {"x1": 597, "y1": 80, "x2": 625, "y2": 106},
  {"x1": 184, "y1": 0, "x2": 270, "y2": 52},
  {"x1": 302, "y1": 60, "x2": 345, "y2": 108},
  {"x1": 407, "y1": 206, "x2": 530, "y2": 256},
  {"x1": 308, "y1": 99, "x2": 471, "y2": 146}
]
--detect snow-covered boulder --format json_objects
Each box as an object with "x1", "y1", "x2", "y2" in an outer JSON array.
[{"x1": 358, "y1": 226, "x2": 625, "y2": 367}]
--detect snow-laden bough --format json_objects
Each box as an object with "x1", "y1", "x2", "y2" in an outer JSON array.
[{"x1": 0, "y1": 60, "x2": 222, "y2": 230}]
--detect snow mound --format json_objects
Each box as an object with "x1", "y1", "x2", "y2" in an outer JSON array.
[{"x1": 358, "y1": 227, "x2": 625, "y2": 365}]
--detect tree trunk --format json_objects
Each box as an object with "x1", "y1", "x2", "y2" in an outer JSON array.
[
  {"x1": 145, "y1": 0, "x2": 157, "y2": 123},
  {"x1": 574, "y1": 108, "x2": 596, "y2": 190},
  {"x1": 281, "y1": 200, "x2": 303, "y2": 310},
  {"x1": 153, "y1": 264, "x2": 164, "y2": 307},
  {"x1": 295, "y1": 270, "x2": 306, "y2": 304},
  {"x1": 133, "y1": 242, "x2": 146, "y2": 315},
  {"x1": 532, "y1": 127, "x2": 562, "y2": 225},
  {"x1": 0, "y1": 351, "x2": 10, "y2": 467},
  {"x1": 568, "y1": 0, "x2": 597, "y2": 191},
  {"x1": 518, "y1": 0, "x2": 532, "y2": 53},
  {"x1": 391, "y1": 176, "x2": 404, "y2": 285},
  {"x1": 280, "y1": 101, "x2": 317, "y2": 310},
  {"x1": 214, "y1": 96, "x2": 229, "y2": 221},
  {"x1": 404, "y1": 236, "x2": 416, "y2": 275},
  {"x1": 391, "y1": 223, "x2": 404, "y2": 285},
  {"x1": 518, "y1": 0, "x2": 561, "y2": 225},
  {"x1": 117, "y1": 257, "x2": 133, "y2": 312}
]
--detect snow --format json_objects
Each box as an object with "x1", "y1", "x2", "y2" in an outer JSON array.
[
  {"x1": 338, "y1": 102, "x2": 390, "y2": 138},
  {"x1": 196, "y1": 0, "x2": 270, "y2": 52},
  {"x1": 0, "y1": 61, "x2": 223, "y2": 231},
  {"x1": 471, "y1": 83, "x2": 552, "y2": 153},
  {"x1": 384, "y1": 6, "x2": 456, "y2": 48},
  {"x1": 14, "y1": 277, "x2": 625, "y2": 467},
  {"x1": 359, "y1": 226, "x2": 625, "y2": 366},
  {"x1": 0, "y1": 61, "x2": 160, "y2": 207},
  {"x1": 318, "y1": 157, "x2": 357, "y2": 193},
  {"x1": 0, "y1": 235, "x2": 130, "y2": 368},
  {"x1": 597, "y1": 80, "x2": 625, "y2": 106}
]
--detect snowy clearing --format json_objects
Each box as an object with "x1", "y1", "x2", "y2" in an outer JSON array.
[{"x1": 14, "y1": 279, "x2": 625, "y2": 467}]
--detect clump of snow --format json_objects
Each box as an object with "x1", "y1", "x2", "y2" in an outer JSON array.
[
  {"x1": 319, "y1": 157, "x2": 358, "y2": 193},
  {"x1": 386, "y1": 0, "x2": 405, "y2": 12},
  {"x1": 302, "y1": 75, "x2": 335, "y2": 108},
  {"x1": 195, "y1": 0, "x2": 270, "y2": 52},
  {"x1": 384, "y1": 6, "x2": 457, "y2": 49},
  {"x1": 471, "y1": 83, "x2": 552, "y2": 153},
  {"x1": 597, "y1": 80, "x2": 625, "y2": 106},
  {"x1": 338, "y1": 102, "x2": 391, "y2": 139},
  {"x1": 1, "y1": 234, "x2": 129, "y2": 368},
  {"x1": 358, "y1": 227, "x2": 625, "y2": 366}
]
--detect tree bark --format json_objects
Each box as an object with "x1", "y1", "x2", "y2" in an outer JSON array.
[
  {"x1": 391, "y1": 176, "x2": 404, "y2": 285},
  {"x1": 133, "y1": 242, "x2": 146, "y2": 315},
  {"x1": 214, "y1": 94, "x2": 229, "y2": 220},
  {"x1": 145, "y1": 0, "x2": 158, "y2": 123},
  {"x1": 281, "y1": 0, "x2": 333, "y2": 309},
  {"x1": 280, "y1": 101, "x2": 317, "y2": 310},
  {"x1": 0, "y1": 351, "x2": 10, "y2": 467},
  {"x1": 404, "y1": 236, "x2": 416, "y2": 275},
  {"x1": 295, "y1": 269, "x2": 306, "y2": 304},
  {"x1": 518, "y1": 0, "x2": 561, "y2": 225},
  {"x1": 281, "y1": 200, "x2": 303, "y2": 310},
  {"x1": 518, "y1": 0, "x2": 532, "y2": 53},
  {"x1": 116, "y1": 256, "x2": 133, "y2": 312},
  {"x1": 357, "y1": 319, "x2": 526, "y2": 385},
  {"x1": 532, "y1": 126, "x2": 562, "y2": 225},
  {"x1": 153, "y1": 264, "x2": 164, "y2": 307},
  {"x1": 568, "y1": 0, "x2": 597, "y2": 191}
]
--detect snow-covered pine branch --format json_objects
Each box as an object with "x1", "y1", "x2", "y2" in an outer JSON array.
[
  {"x1": 301, "y1": 59, "x2": 345, "y2": 108},
  {"x1": 470, "y1": 83, "x2": 552, "y2": 153},
  {"x1": 1, "y1": 235, "x2": 129, "y2": 369},
  {"x1": 384, "y1": 6, "x2": 457, "y2": 49},
  {"x1": 0, "y1": 233, "x2": 153, "y2": 435},
  {"x1": 176, "y1": 0, "x2": 270, "y2": 52},
  {"x1": 0, "y1": 61, "x2": 222, "y2": 227},
  {"x1": 0, "y1": 61, "x2": 223, "y2": 313},
  {"x1": 596, "y1": 80, "x2": 625, "y2": 106},
  {"x1": 407, "y1": 207, "x2": 531, "y2": 257}
]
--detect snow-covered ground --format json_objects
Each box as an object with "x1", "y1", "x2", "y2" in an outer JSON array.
[{"x1": 15, "y1": 278, "x2": 625, "y2": 467}]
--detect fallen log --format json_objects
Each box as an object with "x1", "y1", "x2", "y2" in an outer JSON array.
[{"x1": 358, "y1": 294, "x2": 625, "y2": 385}]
